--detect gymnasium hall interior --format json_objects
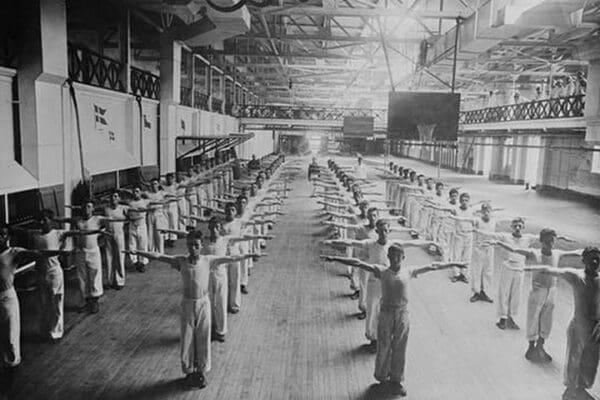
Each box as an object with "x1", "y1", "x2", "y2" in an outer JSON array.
[{"x1": 1, "y1": 0, "x2": 600, "y2": 399}]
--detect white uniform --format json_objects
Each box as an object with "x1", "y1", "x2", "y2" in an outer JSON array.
[
  {"x1": 205, "y1": 238, "x2": 228, "y2": 336},
  {"x1": 74, "y1": 216, "x2": 104, "y2": 299},
  {"x1": 356, "y1": 226, "x2": 377, "y2": 313},
  {"x1": 355, "y1": 239, "x2": 390, "y2": 341},
  {"x1": 472, "y1": 218, "x2": 495, "y2": 294},
  {"x1": 176, "y1": 183, "x2": 188, "y2": 230},
  {"x1": 128, "y1": 199, "x2": 149, "y2": 265},
  {"x1": 494, "y1": 233, "x2": 536, "y2": 318},
  {"x1": 162, "y1": 183, "x2": 179, "y2": 242},
  {"x1": 451, "y1": 207, "x2": 476, "y2": 277},
  {"x1": 0, "y1": 248, "x2": 24, "y2": 367},
  {"x1": 175, "y1": 255, "x2": 212, "y2": 374},
  {"x1": 526, "y1": 249, "x2": 559, "y2": 341},
  {"x1": 146, "y1": 191, "x2": 167, "y2": 254},
  {"x1": 222, "y1": 219, "x2": 243, "y2": 311},
  {"x1": 33, "y1": 230, "x2": 66, "y2": 339},
  {"x1": 103, "y1": 205, "x2": 128, "y2": 287}
]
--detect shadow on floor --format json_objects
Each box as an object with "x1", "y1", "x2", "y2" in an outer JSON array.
[{"x1": 358, "y1": 382, "x2": 405, "y2": 400}]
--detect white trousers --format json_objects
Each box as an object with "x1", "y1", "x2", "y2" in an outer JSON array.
[
  {"x1": 374, "y1": 307, "x2": 409, "y2": 383},
  {"x1": 76, "y1": 249, "x2": 103, "y2": 299},
  {"x1": 228, "y1": 262, "x2": 242, "y2": 311},
  {"x1": 526, "y1": 286, "x2": 555, "y2": 341},
  {"x1": 496, "y1": 265, "x2": 522, "y2": 318},
  {"x1": 128, "y1": 223, "x2": 148, "y2": 265},
  {"x1": 209, "y1": 268, "x2": 228, "y2": 336},
  {"x1": 178, "y1": 198, "x2": 188, "y2": 230},
  {"x1": 147, "y1": 211, "x2": 166, "y2": 253},
  {"x1": 365, "y1": 279, "x2": 381, "y2": 341},
  {"x1": 358, "y1": 269, "x2": 369, "y2": 312},
  {"x1": 103, "y1": 230, "x2": 126, "y2": 287},
  {"x1": 452, "y1": 233, "x2": 473, "y2": 277},
  {"x1": 40, "y1": 266, "x2": 64, "y2": 339},
  {"x1": 165, "y1": 203, "x2": 179, "y2": 241},
  {"x1": 181, "y1": 297, "x2": 211, "y2": 374},
  {"x1": 0, "y1": 288, "x2": 20, "y2": 367},
  {"x1": 471, "y1": 246, "x2": 493, "y2": 293}
]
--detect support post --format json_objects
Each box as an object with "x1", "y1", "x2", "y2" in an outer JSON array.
[{"x1": 451, "y1": 17, "x2": 461, "y2": 93}]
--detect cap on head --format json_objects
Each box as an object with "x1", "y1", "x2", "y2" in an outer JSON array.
[
  {"x1": 459, "y1": 192, "x2": 470, "y2": 201},
  {"x1": 449, "y1": 188, "x2": 459, "y2": 196},
  {"x1": 480, "y1": 202, "x2": 491, "y2": 212}
]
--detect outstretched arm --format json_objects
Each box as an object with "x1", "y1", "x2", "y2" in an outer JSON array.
[
  {"x1": 210, "y1": 253, "x2": 261, "y2": 266},
  {"x1": 158, "y1": 228, "x2": 189, "y2": 237},
  {"x1": 410, "y1": 262, "x2": 467, "y2": 278},
  {"x1": 322, "y1": 239, "x2": 364, "y2": 248},
  {"x1": 122, "y1": 250, "x2": 179, "y2": 266},
  {"x1": 320, "y1": 255, "x2": 381, "y2": 275},
  {"x1": 483, "y1": 240, "x2": 535, "y2": 259},
  {"x1": 522, "y1": 265, "x2": 581, "y2": 282}
]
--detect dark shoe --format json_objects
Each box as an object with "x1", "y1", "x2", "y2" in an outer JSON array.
[
  {"x1": 450, "y1": 275, "x2": 459, "y2": 283},
  {"x1": 496, "y1": 318, "x2": 507, "y2": 330},
  {"x1": 114, "y1": 285, "x2": 124, "y2": 291},
  {"x1": 357, "y1": 311, "x2": 367, "y2": 320},
  {"x1": 457, "y1": 273, "x2": 469, "y2": 283},
  {"x1": 525, "y1": 345, "x2": 537, "y2": 361},
  {"x1": 369, "y1": 340, "x2": 378, "y2": 353},
  {"x1": 350, "y1": 290, "x2": 360, "y2": 300},
  {"x1": 260, "y1": 243, "x2": 266, "y2": 249},
  {"x1": 479, "y1": 291, "x2": 493, "y2": 303},
  {"x1": 213, "y1": 333, "x2": 225, "y2": 343},
  {"x1": 535, "y1": 342, "x2": 552, "y2": 363},
  {"x1": 136, "y1": 263, "x2": 146, "y2": 273},
  {"x1": 469, "y1": 293, "x2": 480, "y2": 303},
  {"x1": 89, "y1": 299, "x2": 99, "y2": 314},
  {"x1": 241, "y1": 285, "x2": 249, "y2": 294},
  {"x1": 196, "y1": 372, "x2": 207, "y2": 389},
  {"x1": 228, "y1": 307, "x2": 240, "y2": 314},
  {"x1": 389, "y1": 381, "x2": 407, "y2": 397},
  {"x1": 507, "y1": 317, "x2": 520, "y2": 330}
]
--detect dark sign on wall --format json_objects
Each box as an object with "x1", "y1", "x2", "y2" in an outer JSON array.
[
  {"x1": 387, "y1": 91, "x2": 460, "y2": 141},
  {"x1": 343, "y1": 116, "x2": 374, "y2": 137}
]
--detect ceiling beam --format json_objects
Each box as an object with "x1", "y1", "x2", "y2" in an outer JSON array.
[
  {"x1": 234, "y1": 34, "x2": 422, "y2": 43},
  {"x1": 199, "y1": 50, "x2": 359, "y2": 59},
  {"x1": 260, "y1": 6, "x2": 469, "y2": 19}
]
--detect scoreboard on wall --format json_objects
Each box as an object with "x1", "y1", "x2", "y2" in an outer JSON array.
[{"x1": 343, "y1": 116, "x2": 374, "y2": 137}]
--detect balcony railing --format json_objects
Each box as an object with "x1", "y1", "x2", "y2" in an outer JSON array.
[
  {"x1": 460, "y1": 94, "x2": 585, "y2": 125},
  {"x1": 131, "y1": 67, "x2": 160, "y2": 100},
  {"x1": 236, "y1": 104, "x2": 387, "y2": 123},
  {"x1": 212, "y1": 97, "x2": 223, "y2": 114},
  {"x1": 224, "y1": 101, "x2": 233, "y2": 115},
  {"x1": 194, "y1": 91, "x2": 209, "y2": 111},
  {"x1": 180, "y1": 87, "x2": 193, "y2": 107},
  {"x1": 68, "y1": 44, "x2": 125, "y2": 92}
]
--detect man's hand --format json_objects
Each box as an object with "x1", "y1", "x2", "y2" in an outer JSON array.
[{"x1": 320, "y1": 255, "x2": 333, "y2": 262}]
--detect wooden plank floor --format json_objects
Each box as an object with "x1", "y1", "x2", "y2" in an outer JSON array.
[{"x1": 8, "y1": 158, "x2": 600, "y2": 399}]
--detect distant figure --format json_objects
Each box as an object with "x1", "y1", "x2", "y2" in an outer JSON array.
[
  {"x1": 534, "y1": 86, "x2": 544, "y2": 101},
  {"x1": 354, "y1": 156, "x2": 367, "y2": 180},
  {"x1": 248, "y1": 154, "x2": 261, "y2": 171}
]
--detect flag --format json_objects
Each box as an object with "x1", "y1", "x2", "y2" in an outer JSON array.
[
  {"x1": 94, "y1": 105, "x2": 107, "y2": 127},
  {"x1": 181, "y1": 119, "x2": 186, "y2": 130},
  {"x1": 144, "y1": 114, "x2": 151, "y2": 129}
]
